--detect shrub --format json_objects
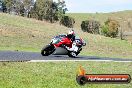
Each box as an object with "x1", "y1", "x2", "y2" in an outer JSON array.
[
  {"x1": 101, "y1": 19, "x2": 120, "y2": 38},
  {"x1": 101, "y1": 25, "x2": 109, "y2": 37},
  {"x1": 60, "y1": 16, "x2": 75, "y2": 28},
  {"x1": 81, "y1": 20, "x2": 100, "y2": 34}
]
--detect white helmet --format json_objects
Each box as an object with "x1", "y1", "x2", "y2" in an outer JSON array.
[{"x1": 68, "y1": 29, "x2": 75, "y2": 35}]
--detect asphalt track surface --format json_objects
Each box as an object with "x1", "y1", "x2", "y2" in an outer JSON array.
[{"x1": 0, "y1": 51, "x2": 132, "y2": 62}]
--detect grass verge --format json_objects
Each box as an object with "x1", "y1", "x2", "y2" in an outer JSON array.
[{"x1": 0, "y1": 62, "x2": 132, "y2": 88}]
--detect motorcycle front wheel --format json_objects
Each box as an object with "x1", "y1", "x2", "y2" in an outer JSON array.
[{"x1": 41, "y1": 44, "x2": 55, "y2": 56}]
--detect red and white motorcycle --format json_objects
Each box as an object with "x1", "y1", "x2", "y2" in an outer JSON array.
[{"x1": 41, "y1": 34, "x2": 86, "y2": 57}]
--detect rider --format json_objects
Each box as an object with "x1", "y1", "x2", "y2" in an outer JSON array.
[
  {"x1": 66, "y1": 29, "x2": 78, "y2": 52},
  {"x1": 67, "y1": 29, "x2": 75, "y2": 42}
]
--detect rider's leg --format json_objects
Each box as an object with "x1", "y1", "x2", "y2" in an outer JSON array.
[{"x1": 66, "y1": 43, "x2": 78, "y2": 52}]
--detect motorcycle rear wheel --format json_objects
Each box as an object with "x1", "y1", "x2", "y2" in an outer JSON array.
[{"x1": 68, "y1": 52, "x2": 77, "y2": 58}]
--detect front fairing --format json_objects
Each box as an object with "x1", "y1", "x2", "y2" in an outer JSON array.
[
  {"x1": 51, "y1": 34, "x2": 66, "y2": 44},
  {"x1": 51, "y1": 38, "x2": 61, "y2": 44}
]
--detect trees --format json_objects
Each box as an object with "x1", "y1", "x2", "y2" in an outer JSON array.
[
  {"x1": 101, "y1": 19, "x2": 120, "y2": 38},
  {"x1": 80, "y1": 18, "x2": 120, "y2": 38},
  {"x1": 30, "y1": 0, "x2": 67, "y2": 22},
  {"x1": 23, "y1": 0, "x2": 34, "y2": 17},
  {"x1": 60, "y1": 16, "x2": 75, "y2": 28},
  {"x1": 1, "y1": 0, "x2": 68, "y2": 23},
  {"x1": 2, "y1": 0, "x2": 34, "y2": 16},
  {"x1": 1, "y1": 0, "x2": 72, "y2": 26},
  {"x1": 0, "y1": 1, "x2": 2, "y2": 12},
  {"x1": 0, "y1": 0, "x2": 7, "y2": 12},
  {"x1": 81, "y1": 20, "x2": 100, "y2": 34},
  {"x1": 3, "y1": 0, "x2": 13, "y2": 13},
  {"x1": 29, "y1": 0, "x2": 54, "y2": 21}
]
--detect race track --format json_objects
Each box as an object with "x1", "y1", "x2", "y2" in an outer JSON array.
[{"x1": 0, "y1": 51, "x2": 132, "y2": 62}]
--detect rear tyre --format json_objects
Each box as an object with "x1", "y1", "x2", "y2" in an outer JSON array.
[{"x1": 68, "y1": 52, "x2": 77, "y2": 58}]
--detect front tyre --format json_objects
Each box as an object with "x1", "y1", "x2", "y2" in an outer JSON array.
[
  {"x1": 41, "y1": 47, "x2": 50, "y2": 56},
  {"x1": 41, "y1": 48, "x2": 49, "y2": 56},
  {"x1": 41, "y1": 44, "x2": 55, "y2": 56}
]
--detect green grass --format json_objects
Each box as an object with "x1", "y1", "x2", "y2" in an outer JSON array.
[
  {"x1": 0, "y1": 12, "x2": 132, "y2": 59},
  {"x1": 0, "y1": 62, "x2": 132, "y2": 88}
]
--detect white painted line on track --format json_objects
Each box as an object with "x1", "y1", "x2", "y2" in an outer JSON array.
[
  {"x1": 0, "y1": 60, "x2": 9, "y2": 62},
  {"x1": 28, "y1": 60, "x2": 132, "y2": 62},
  {"x1": 0, "y1": 60, "x2": 132, "y2": 62},
  {"x1": 114, "y1": 61, "x2": 132, "y2": 63}
]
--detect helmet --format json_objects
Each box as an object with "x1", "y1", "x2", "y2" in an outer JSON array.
[{"x1": 68, "y1": 29, "x2": 75, "y2": 35}]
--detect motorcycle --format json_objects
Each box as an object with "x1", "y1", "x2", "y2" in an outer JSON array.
[{"x1": 41, "y1": 34, "x2": 86, "y2": 58}]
